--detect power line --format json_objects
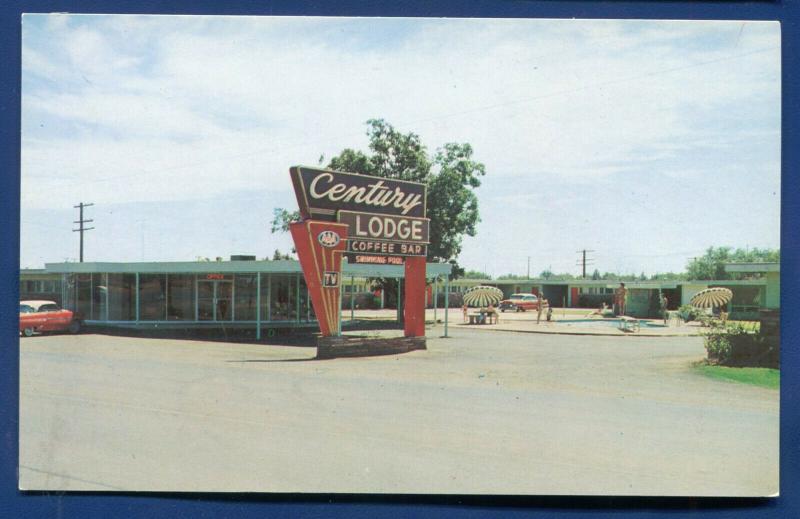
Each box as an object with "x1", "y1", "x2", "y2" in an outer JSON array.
[{"x1": 72, "y1": 202, "x2": 94, "y2": 262}]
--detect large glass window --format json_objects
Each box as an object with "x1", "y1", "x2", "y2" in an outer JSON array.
[
  {"x1": 234, "y1": 274, "x2": 257, "y2": 321},
  {"x1": 260, "y1": 274, "x2": 270, "y2": 321},
  {"x1": 167, "y1": 275, "x2": 195, "y2": 320},
  {"x1": 107, "y1": 274, "x2": 136, "y2": 320},
  {"x1": 139, "y1": 274, "x2": 167, "y2": 321},
  {"x1": 91, "y1": 273, "x2": 107, "y2": 320},
  {"x1": 75, "y1": 274, "x2": 91, "y2": 318},
  {"x1": 299, "y1": 277, "x2": 313, "y2": 322},
  {"x1": 269, "y1": 274, "x2": 296, "y2": 321}
]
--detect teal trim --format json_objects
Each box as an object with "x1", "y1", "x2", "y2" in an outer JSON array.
[{"x1": 44, "y1": 259, "x2": 453, "y2": 278}]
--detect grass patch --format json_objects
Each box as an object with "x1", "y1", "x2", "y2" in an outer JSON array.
[{"x1": 696, "y1": 364, "x2": 779, "y2": 390}]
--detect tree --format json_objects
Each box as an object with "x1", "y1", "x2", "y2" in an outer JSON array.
[
  {"x1": 463, "y1": 270, "x2": 492, "y2": 280},
  {"x1": 591, "y1": 269, "x2": 601, "y2": 280},
  {"x1": 497, "y1": 273, "x2": 528, "y2": 280},
  {"x1": 271, "y1": 249, "x2": 294, "y2": 260},
  {"x1": 270, "y1": 118, "x2": 486, "y2": 279},
  {"x1": 686, "y1": 246, "x2": 780, "y2": 280}
]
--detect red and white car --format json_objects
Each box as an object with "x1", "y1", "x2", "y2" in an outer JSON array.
[
  {"x1": 19, "y1": 300, "x2": 81, "y2": 337},
  {"x1": 498, "y1": 293, "x2": 542, "y2": 312}
]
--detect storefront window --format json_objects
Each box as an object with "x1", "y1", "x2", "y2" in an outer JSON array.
[
  {"x1": 139, "y1": 274, "x2": 167, "y2": 321},
  {"x1": 299, "y1": 277, "x2": 313, "y2": 322},
  {"x1": 270, "y1": 274, "x2": 296, "y2": 321},
  {"x1": 260, "y1": 274, "x2": 270, "y2": 321},
  {"x1": 167, "y1": 274, "x2": 195, "y2": 320},
  {"x1": 234, "y1": 274, "x2": 257, "y2": 321},
  {"x1": 75, "y1": 274, "x2": 91, "y2": 318},
  {"x1": 107, "y1": 274, "x2": 135, "y2": 320},
  {"x1": 91, "y1": 273, "x2": 107, "y2": 320}
]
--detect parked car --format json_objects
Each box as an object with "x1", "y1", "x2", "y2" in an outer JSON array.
[
  {"x1": 498, "y1": 293, "x2": 541, "y2": 312},
  {"x1": 19, "y1": 300, "x2": 81, "y2": 337}
]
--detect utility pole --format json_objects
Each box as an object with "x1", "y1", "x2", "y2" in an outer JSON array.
[
  {"x1": 527, "y1": 256, "x2": 530, "y2": 279},
  {"x1": 576, "y1": 249, "x2": 595, "y2": 279},
  {"x1": 73, "y1": 202, "x2": 94, "y2": 262}
]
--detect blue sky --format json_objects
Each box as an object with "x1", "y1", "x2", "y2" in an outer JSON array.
[{"x1": 20, "y1": 15, "x2": 781, "y2": 276}]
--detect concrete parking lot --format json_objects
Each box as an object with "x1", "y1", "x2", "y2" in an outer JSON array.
[{"x1": 19, "y1": 328, "x2": 778, "y2": 495}]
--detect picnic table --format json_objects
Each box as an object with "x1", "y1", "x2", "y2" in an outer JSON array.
[
  {"x1": 618, "y1": 316, "x2": 640, "y2": 333},
  {"x1": 468, "y1": 310, "x2": 498, "y2": 325}
]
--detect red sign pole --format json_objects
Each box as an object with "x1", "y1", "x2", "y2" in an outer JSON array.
[
  {"x1": 403, "y1": 255, "x2": 426, "y2": 337},
  {"x1": 290, "y1": 220, "x2": 349, "y2": 336}
]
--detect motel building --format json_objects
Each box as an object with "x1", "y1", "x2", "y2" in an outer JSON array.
[
  {"x1": 19, "y1": 257, "x2": 452, "y2": 338},
  {"x1": 19, "y1": 259, "x2": 779, "y2": 333},
  {"x1": 449, "y1": 263, "x2": 780, "y2": 320}
]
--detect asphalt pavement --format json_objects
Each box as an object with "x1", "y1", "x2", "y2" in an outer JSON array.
[{"x1": 19, "y1": 329, "x2": 778, "y2": 495}]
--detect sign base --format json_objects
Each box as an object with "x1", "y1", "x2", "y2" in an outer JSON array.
[{"x1": 317, "y1": 335, "x2": 426, "y2": 359}]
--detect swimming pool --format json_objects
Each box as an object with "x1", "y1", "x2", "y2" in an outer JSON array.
[{"x1": 556, "y1": 318, "x2": 666, "y2": 329}]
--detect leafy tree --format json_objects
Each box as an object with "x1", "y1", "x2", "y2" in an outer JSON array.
[
  {"x1": 591, "y1": 269, "x2": 601, "y2": 280},
  {"x1": 270, "y1": 118, "x2": 486, "y2": 283},
  {"x1": 539, "y1": 269, "x2": 554, "y2": 280},
  {"x1": 497, "y1": 273, "x2": 528, "y2": 280},
  {"x1": 649, "y1": 272, "x2": 687, "y2": 281},
  {"x1": 686, "y1": 247, "x2": 779, "y2": 280},
  {"x1": 271, "y1": 249, "x2": 294, "y2": 260},
  {"x1": 463, "y1": 270, "x2": 492, "y2": 280}
]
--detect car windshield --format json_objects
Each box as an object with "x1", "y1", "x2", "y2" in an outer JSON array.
[
  {"x1": 523, "y1": 296, "x2": 538, "y2": 301},
  {"x1": 19, "y1": 304, "x2": 35, "y2": 313},
  {"x1": 39, "y1": 304, "x2": 60, "y2": 312}
]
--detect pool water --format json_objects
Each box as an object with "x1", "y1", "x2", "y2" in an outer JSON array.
[{"x1": 556, "y1": 318, "x2": 666, "y2": 328}]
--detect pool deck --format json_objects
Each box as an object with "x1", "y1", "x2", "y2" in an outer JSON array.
[
  {"x1": 455, "y1": 318, "x2": 701, "y2": 337},
  {"x1": 346, "y1": 308, "x2": 703, "y2": 337}
]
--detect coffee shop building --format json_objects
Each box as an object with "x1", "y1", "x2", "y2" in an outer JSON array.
[{"x1": 39, "y1": 258, "x2": 452, "y2": 338}]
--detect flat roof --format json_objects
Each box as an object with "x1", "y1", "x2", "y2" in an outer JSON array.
[{"x1": 43, "y1": 260, "x2": 452, "y2": 278}]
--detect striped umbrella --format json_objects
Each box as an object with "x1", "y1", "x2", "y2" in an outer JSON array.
[
  {"x1": 463, "y1": 286, "x2": 504, "y2": 308},
  {"x1": 690, "y1": 287, "x2": 733, "y2": 309}
]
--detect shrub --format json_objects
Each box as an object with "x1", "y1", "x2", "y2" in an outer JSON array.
[
  {"x1": 678, "y1": 304, "x2": 702, "y2": 322},
  {"x1": 703, "y1": 321, "x2": 770, "y2": 366}
]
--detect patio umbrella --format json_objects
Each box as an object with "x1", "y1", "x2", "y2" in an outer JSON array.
[
  {"x1": 690, "y1": 287, "x2": 733, "y2": 309},
  {"x1": 463, "y1": 286, "x2": 503, "y2": 308}
]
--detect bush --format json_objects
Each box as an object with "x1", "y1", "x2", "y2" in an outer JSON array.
[
  {"x1": 678, "y1": 304, "x2": 705, "y2": 322},
  {"x1": 703, "y1": 321, "x2": 776, "y2": 367}
]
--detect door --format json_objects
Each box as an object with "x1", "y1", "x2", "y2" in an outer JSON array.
[
  {"x1": 570, "y1": 287, "x2": 580, "y2": 307},
  {"x1": 197, "y1": 280, "x2": 233, "y2": 321}
]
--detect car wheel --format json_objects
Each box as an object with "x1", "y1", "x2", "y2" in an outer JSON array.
[
  {"x1": 68, "y1": 321, "x2": 82, "y2": 334},
  {"x1": 501, "y1": 308, "x2": 506, "y2": 313},
  {"x1": 22, "y1": 327, "x2": 35, "y2": 337}
]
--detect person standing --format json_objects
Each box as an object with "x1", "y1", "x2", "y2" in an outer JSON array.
[
  {"x1": 614, "y1": 283, "x2": 627, "y2": 316},
  {"x1": 462, "y1": 303, "x2": 468, "y2": 323}
]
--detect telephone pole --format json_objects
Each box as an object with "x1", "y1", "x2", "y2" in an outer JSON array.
[
  {"x1": 576, "y1": 249, "x2": 595, "y2": 279},
  {"x1": 73, "y1": 202, "x2": 94, "y2": 262},
  {"x1": 527, "y1": 256, "x2": 531, "y2": 278}
]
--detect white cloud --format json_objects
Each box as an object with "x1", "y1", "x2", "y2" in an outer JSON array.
[{"x1": 20, "y1": 15, "x2": 780, "y2": 272}]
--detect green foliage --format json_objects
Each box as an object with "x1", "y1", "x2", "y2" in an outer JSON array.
[
  {"x1": 702, "y1": 321, "x2": 761, "y2": 364},
  {"x1": 270, "y1": 207, "x2": 299, "y2": 234},
  {"x1": 648, "y1": 272, "x2": 687, "y2": 281},
  {"x1": 271, "y1": 119, "x2": 486, "y2": 277},
  {"x1": 591, "y1": 269, "x2": 601, "y2": 280},
  {"x1": 271, "y1": 249, "x2": 294, "y2": 260},
  {"x1": 497, "y1": 273, "x2": 529, "y2": 280},
  {"x1": 686, "y1": 246, "x2": 780, "y2": 280},
  {"x1": 463, "y1": 270, "x2": 492, "y2": 280},
  {"x1": 678, "y1": 304, "x2": 704, "y2": 322}
]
